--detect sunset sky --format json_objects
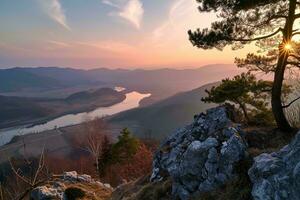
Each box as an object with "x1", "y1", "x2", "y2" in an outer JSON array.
[{"x1": 0, "y1": 0, "x2": 253, "y2": 69}]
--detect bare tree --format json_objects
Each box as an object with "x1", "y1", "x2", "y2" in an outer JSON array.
[
  {"x1": 83, "y1": 118, "x2": 111, "y2": 178},
  {"x1": 8, "y1": 148, "x2": 47, "y2": 200}
]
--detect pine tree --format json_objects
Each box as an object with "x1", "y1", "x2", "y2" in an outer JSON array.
[
  {"x1": 189, "y1": 0, "x2": 300, "y2": 131},
  {"x1": 202, "y1": 73, "x2": 272, "y2": 124}
]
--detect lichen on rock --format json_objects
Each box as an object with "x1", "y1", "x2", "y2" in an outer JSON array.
[
  {"x1": 150, "y1": 106, "x2": 248, "y2": 200},
  {"x1": 249, "y1": 131, "x2": 300, "y2": 200}
]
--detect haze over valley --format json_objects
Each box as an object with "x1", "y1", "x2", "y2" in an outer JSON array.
[{"x1": 2, "y1": 1, "x2": 300, "y2": 199}]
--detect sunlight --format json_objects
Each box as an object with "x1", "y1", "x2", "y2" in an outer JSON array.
[{"x1": 284, "y1": 43, "x2": 293, "y2": 51}]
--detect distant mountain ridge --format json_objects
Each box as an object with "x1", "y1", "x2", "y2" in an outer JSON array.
[
  {"x1": 0, "y1": 68, "x2": 63, "y2": 92},
  {"x1": 0, "y1": 88, "x2": 125, "y2": 128},
  {"x1": 0, "y1": 65, "x2": 243, "y2": 104},
  {"x1": 110, "y1": 82, "x2": 219, "y2": 139}
]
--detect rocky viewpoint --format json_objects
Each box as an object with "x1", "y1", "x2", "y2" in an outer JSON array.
[
  {"x1": 150, "y1": 106, "x2": 248, "y2": 200},
  {"x1": 31, "y1": 106, "x2": 300, "y2": 200}
]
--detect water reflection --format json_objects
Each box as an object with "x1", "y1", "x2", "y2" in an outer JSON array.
[{"x1": 0, "y1": 91, "x2": 151, "y2": 146}]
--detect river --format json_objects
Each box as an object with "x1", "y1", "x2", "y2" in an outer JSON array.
[{"x1": 0, "y1": 91, "x2": 151, "y2": 146}]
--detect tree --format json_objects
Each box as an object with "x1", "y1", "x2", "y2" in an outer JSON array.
[
  {"x1": 112, "y1": 128, "x2": 139, "y2": 163},
  {"x1": 83, "y1": 118, "x2": 111, "y2": 178},
  {"x1": 97, "y1": 128, "x2": 139, "y2": 178},
  {"x1": 188, "y1": 0, "x2": 300, "y2": 131},
  {"x1": 97, "y1": 135, "x2": 113, "y2": 177},
  {"x1": 202, "y1": 73, "x2": 272, "y2": 124}
]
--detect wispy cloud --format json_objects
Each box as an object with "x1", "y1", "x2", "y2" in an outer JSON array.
[
  {"x1": 152, "y1": 0, "x2": 216, "y2": 45},
  {"x1": 39, "y1": 0, "x2": 70, "y2": 30},
  {"x1": 102, "y1": 0, "x2": 144, "y2": 29}
]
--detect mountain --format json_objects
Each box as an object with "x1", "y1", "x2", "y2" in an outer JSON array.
[
  {"x1": 66, "y1": 88, "x2": 124, "y2": 104},
  {"x1": 88, "y1": 64, "x2": 243, "y2": 105},
  {"x1": 23, "y1": 67, "x2": 102, "y2": 86},
  {"x1": 109, "y1": 82, "x2": 218, "y2": 139},
  {"x1": 0, "y1": 95, "x2": 52, "y2": 126},
  {"x1": 0, "y1": 68, "x2": 63, "y2": 92},
  {"x1": 0, "y1": 65, "x2": 243, "y2": 104},
  {"x1": 0, "y1": 88, "x2": 125, "y2": 128}
]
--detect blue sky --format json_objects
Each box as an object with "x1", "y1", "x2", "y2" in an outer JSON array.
[{"x1": 0, "y1": 0, "x2": 251, "y2": 69}]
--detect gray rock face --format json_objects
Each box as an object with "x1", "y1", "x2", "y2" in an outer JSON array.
[
  {"x1": 249, "y1": 131, "x2": 300, "y2": 200},
  {"x1": 150, "y1": 106, "x2": 247, "y2": 200}
]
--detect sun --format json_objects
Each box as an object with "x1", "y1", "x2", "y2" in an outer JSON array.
[{"x1": 284, "y1": 43, "x2": 293, "y2": 51}]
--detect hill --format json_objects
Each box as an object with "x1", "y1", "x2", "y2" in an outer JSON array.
[
  {"x1": 0, "y1": 88, "x2": 125, "y2": 128},
  {"x1": 0, "y1": 65, "x2": 243, "y2": 104},
  {"x1": 0, "y1": 68, "x2": 64, "y2": 92},
  {"x1": 109, "y1": 82, "x2": 218, "y2": 139}
]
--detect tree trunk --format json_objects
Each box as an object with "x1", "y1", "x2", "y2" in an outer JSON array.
[
  {"x1": 272, "y1": 0, "x2": 296, "y2": 132},
  {"x1": 236, "y1": 100, "x2": 250, "y2": 123},
  {"x1": 272, "y1": 54, "x2": 292, "y2": 131}
]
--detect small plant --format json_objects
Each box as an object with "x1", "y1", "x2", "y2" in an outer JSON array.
[
  {"x1": 202, "y1": 72, "x2": 273, "y2": 125},
  {"x1": 64, "y1": 187, "x2": 85, "y2": 200}
]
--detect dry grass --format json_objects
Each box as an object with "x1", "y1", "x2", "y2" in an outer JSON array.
[
  {"x1": 65, "y1": 182, "x2": 112, "y2": 200},
  {"x1": 37, "y1": 180, "x2": 112, "y2": 200},
  {"x1": 110, "y1": 175, "x2": 172, "y2": 200}
]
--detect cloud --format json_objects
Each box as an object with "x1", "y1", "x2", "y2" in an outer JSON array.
[
  {"x1": 119, "y1": 0, "x2": 144, "y2": 29},
  {"x1": 152, "y1": 0, "x2": 217, "y2": 45},
  {"x1": 39, "y1": 0, "x2": 70, "y2": 30},
  {"x1": 102, "y1": 0, "x2": 144, "y2": 29}
]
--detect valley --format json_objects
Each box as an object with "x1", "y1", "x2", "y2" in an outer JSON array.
[{"x1": 0, "y1": 87, "x2": 126, "y2": 129}]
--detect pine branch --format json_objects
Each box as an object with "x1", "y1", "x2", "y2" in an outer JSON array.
[
  {"x1": 230, "y1": 28, "x2": 283, "y2": 42},
  {"x1": 282, "y1": 96, "x2": 300, "y2": 108}
]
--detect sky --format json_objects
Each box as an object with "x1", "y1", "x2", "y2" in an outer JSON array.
[{"x1": 0, "y1": 0, "x2": 253, "y2": 69}]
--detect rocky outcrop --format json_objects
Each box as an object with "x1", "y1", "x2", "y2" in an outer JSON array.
[
  {"x1": 249, "y1": 131, "x2": 300, "y2": 200},
  {"x1": 31, "y1": 171, "x2": 112, "y2": 200},
  {"x1": 150, "y1": 106, "x2": 247, "y2": 200}
]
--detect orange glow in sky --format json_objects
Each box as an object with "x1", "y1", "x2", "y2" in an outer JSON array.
[{"x1": 0, "y1": 0, "x2": 256, "y2": 69}]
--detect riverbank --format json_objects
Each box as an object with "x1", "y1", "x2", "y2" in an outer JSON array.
[
  {"x1": 0, "y1": 91, "x2": 151, "y2": 146},
  {"x1": 0, "y1": 87, "x2": 126, "y2": 129}
]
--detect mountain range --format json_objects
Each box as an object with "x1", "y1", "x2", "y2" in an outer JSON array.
[{"x1": 0, "y1": 65, "x2": 243, "y2": 105}]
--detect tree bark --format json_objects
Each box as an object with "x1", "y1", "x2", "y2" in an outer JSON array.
[{"x1": 272, "y1": 0, "x2": 296, "y2": 132}]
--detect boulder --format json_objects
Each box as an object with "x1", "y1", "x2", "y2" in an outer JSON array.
[
  {"x1": 31, "y1": 185, "x2": 63, "y2": 200},
  {"x1": 63, "y1": 171, "x2": 92, "y2": 183},
  {"x1": 249, "y1": 131, "x2": 300, "y2": 200},
  {"x1": 150, "y1": 106, "x2": 247, "y2": 200},
  {"x1": 30, "y1": 171, "x2": 112, "y2": 200}
]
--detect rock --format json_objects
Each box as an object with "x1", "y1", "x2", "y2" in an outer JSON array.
[
  {"x1": 249, "y1": 131, "x2": 300, "y2": 200},
  {"x1": 150, "y1": 106, "x2": 247, "y2": 200},
  {"x1": 31, "y1": 185, "x2": 63, "y2": 200},
  {"x1": 31, "y1": 171, "x2": 112, "y2": 200},
  {"x1": 63, "y1": 171, "x2": 78, "y2": 182},
  {"x1": 63, "y1": 171, "x2": 92, "y2": 183},
  {"x1": 77, "y1": 174, "x2": 92, "y2": 183}
]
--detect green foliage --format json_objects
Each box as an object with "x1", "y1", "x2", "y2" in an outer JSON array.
[
  {"x1": 202, "y1": 73, "x2": 273, "y2": 125},
  {"x1": 98, "y1": 128, "x2": 139, "y2": 177},
  {"x1": 189, "y1": 0, "x2": 299, "y2": 131},
  {"x1": 112, "y1": 128, "x2": 139, "y2": 163},
  {"x1": 98, "y1": 135, "x2": 114, "y2": 177},
  {"x1": 64, "y1": 187, "x2": 86, "y2": 200},
  {"x1": 188, "y1": 0, "x2": 286, "y2": 50}
]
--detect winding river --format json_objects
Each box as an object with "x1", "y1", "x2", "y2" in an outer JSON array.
[{"x1": 0, "y1": 91, "x2": 151, "y2": 146}]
